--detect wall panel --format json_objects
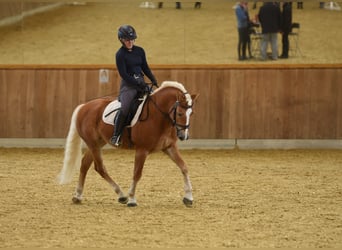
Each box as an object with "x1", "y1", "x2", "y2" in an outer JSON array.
[{"x1": 0, "y1": 64, "x2": 341, "y2": 139}]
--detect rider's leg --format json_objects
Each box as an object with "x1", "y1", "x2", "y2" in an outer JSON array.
[
  {"x1": 110, "y1": 86, "x2": 136, "y2": 146},
  {"x1": 110, "y1": 110, "x2": 127, "y2": 146}
]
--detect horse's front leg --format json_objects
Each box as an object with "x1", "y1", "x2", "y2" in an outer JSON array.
[
  {"x1": 163, "y1": 145, "x2": 193, "y2": 207},
  {"x1": 127, "y1": 149, "x2": 148, "y2": 207}
]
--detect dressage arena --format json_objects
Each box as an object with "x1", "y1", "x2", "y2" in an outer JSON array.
[
  {"x1": 0, "y1": 0, "x2": 342, "y2": 248},
  {"x1": 1, "y1": 147, "x2": 342, "y2": 248}
]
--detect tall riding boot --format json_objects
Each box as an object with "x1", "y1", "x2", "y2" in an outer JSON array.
[{"x1": 110, "y1": 111, "x2": 126, "y2": 146}]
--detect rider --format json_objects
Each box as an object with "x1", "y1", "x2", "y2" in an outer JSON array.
[{"x1": 110, "y1": 24, "x2": 158, "y2": 146}]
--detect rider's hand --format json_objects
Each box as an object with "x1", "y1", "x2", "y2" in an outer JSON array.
[{"x1": 136, "y1": 77, "x2": 145, "y2": 87}]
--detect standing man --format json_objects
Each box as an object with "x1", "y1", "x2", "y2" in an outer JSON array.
[
  {"x1": 258, "y1": 2, "x2": 281, "y2": 60},
  {"x1": 280, "y1": 2, "x2": 292, "y2": 58}
]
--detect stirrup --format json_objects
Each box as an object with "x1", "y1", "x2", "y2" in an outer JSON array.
[{"x1": 110, "y1": 135, "x2": 121, "y2": 146}]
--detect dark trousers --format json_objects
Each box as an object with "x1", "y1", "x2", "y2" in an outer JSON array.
[
  {"x1": 119, "y1": 81, "x2": 138, "y2": 116},
  {"x1": 238, "y1": 27, "x2": 249, "y2": 59},
  {"x1": 281, "y1": 32, "x2": 289, "y2": 57}
]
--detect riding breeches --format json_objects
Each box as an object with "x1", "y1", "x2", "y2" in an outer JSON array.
[{"x1": 118, "y1": 81, "x2": 138, "y2": 116}]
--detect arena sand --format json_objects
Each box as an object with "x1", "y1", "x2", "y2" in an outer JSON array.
[{"x1": 0, "y1": 148, "x2": 341, "y2": 247}]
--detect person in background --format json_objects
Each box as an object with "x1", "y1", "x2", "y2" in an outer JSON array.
[
  {"x1": 258, "y1": 2, "x2": 281, "y2": 60},
  {"x1": 111, "y1": 25, "x2": 158, "y2": 146},
  {"x1": 194, "y1": 2, "x2": 202, "y2": 9},
  {"x1": 235, "y1": 1, "x2": 249, "y2": 60},
  {"x1": 159, "y1": 2, "x2": 201, "y2": 9},
  {"x1": 280, "y1": 2, "x2": 292, "y2": 59},
  {"x1": 297, "y1": 2, "x2": 303, "y2": 9}
]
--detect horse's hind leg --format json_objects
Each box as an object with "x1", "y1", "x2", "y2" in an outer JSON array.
[
  {"x1": 126, "y1": 149, "x2": 148, "y2": 207},
  {"x1": 91, "y1": 147, "x2": 127, "y2": 204},
  {"x1": 72, "y1": 150, "x2": 93, "y2": 203},
  {"x1": 163, "y1": 145, "x2": 193, "y2": 207}
]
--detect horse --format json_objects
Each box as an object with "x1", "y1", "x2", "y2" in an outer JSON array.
[{"x1": 57, "y1": 81, "x2": 199, "y2": 207}]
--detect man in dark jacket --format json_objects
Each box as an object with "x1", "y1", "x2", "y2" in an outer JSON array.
[
  {"x1": 258, "y1": 2, "x2": 281, "y2": 60},
  {"x1": 280, "y1": 2, "x2": 292, "y2": 58}
]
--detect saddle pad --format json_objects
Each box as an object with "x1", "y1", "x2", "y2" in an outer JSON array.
[
  {"x1": 102, "y1": 95, "x2": 147, "y2": 127},
  {"x1": 102, "y1": 100, "x2": 121, "y2": 125}
]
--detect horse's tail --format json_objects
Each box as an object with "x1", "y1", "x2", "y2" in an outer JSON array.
[{"x1": 57, "y1": 104, "x2": 84, "y2": 185}]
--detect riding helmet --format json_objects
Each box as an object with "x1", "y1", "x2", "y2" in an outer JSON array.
[{"x1": 118, "y1": 25, "x2": 137, "y2": 40}]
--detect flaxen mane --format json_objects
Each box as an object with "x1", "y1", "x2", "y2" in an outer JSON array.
[{"x1": 153, "y1": 81, "x2": 192, "y2": 105}]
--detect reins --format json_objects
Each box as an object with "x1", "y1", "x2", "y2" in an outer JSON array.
[{"x1": 138, "y1": 95, "x2": 171, "y2": 123}]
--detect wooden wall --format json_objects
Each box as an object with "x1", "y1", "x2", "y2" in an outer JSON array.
[{"x1": 0, "y1": 64, "x2": 341, "y2": 139}]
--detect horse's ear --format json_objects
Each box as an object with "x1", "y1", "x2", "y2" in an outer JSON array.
[{"x1": 191, "y1": 93, "x2": 199, "y2": 103}]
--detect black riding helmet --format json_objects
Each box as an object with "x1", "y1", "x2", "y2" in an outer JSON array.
[{"x1": 118, "y1": 25, "x2": 137, "y2": 41}]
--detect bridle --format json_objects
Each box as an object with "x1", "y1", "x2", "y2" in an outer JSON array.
[
  {"x1": 168, "y1": 99, "x2": 193, "y2": 135},
  {"x1": 142, "y1": 91, "x2": 193, "y2": 137}
]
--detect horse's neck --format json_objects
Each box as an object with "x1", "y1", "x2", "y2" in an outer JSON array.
[
  {"x1": 153, "y1": 88, "x2": 178, "y2": 107},
  {"x1": 139, "y1": 91, "x2": 175, "y2": 127}
]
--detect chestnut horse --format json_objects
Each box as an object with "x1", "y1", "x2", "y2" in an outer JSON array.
[{"x1": 57, "y1": 81, "x2": 199, "y2": 207}]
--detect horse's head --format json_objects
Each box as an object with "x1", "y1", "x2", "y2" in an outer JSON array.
[
  {"x1": 151, "y1": 81, "x2": 199, "y2": 141},
  {"x1": 151, "y1": 81, "x2": 198, "y2": 141},
  {"x1": 170, "y1": 91, "x2": 199, "y2": 141}
]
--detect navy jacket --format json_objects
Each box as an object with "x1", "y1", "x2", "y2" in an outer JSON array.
[
  {"x1": 281, "y1": 3, "x2": 292, "y2": 33},
  {"x1": 258, "y1": 3, "x2": 281, "y2": 34},
  {"x1": 116, "y1": 45, "x2": 156, "y2": 88}
]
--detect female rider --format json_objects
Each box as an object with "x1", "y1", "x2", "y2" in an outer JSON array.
[{"x1": 111, "y1": 25, "x2": 158, "y2": 146}]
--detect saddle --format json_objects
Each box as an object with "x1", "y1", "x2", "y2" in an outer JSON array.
[{"x1": 102, "y1": 95, "x2": 147, "y2": 127}]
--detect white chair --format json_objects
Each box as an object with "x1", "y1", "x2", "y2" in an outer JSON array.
[
  {"x1": 289, "y1": 22, "x2": 303, "y2": 57},
  {"x1": 250, "y1": 29, "x2": 262, "y2": 59}
]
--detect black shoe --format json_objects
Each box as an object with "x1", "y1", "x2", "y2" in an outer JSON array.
[
  {"x1": 279, "y1": 55, "x2": 288, "y2": 59},
  {"x1": 239, "y1": 56, "x2": 247, "y2": 61}
]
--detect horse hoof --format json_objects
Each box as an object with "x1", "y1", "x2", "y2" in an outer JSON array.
[
  {"x1": 183, "y1": 197, "x2": 193, "y2": 207},
  {"x1": 127, "y1": 202, "x2": 137, "y2": 207},
  {"x1": 72, "y1": 197, "x2": 82, "y2": 204},
  {"x1": 118, "y1": 196, "x2": 128, "y2": 204}
]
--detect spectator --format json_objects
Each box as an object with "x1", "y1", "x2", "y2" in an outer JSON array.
[
  {"x1": 297, "y1": 2, "x2": 303, "y2": 9},
  {"x1": 158, "y1": 1, "x2": 201, "y2": 9},
  {"x1": 280, "y1": 2, "x2": 292, "y2": 59},
  {"x1": 235, "y1": 1, "x2": 249, "y2": 60},
  {"x1": 258, "y1": 2, "x2": 281, "y2": 60}
]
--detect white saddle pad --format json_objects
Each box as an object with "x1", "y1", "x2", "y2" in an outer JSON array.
[{"x1": 102, "y1": 95, "x2": 147, "y2": 127}]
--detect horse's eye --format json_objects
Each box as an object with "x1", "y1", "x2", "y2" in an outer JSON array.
[{"x1": 177, "y1": 112, "x2": 183, "y2": 117}]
